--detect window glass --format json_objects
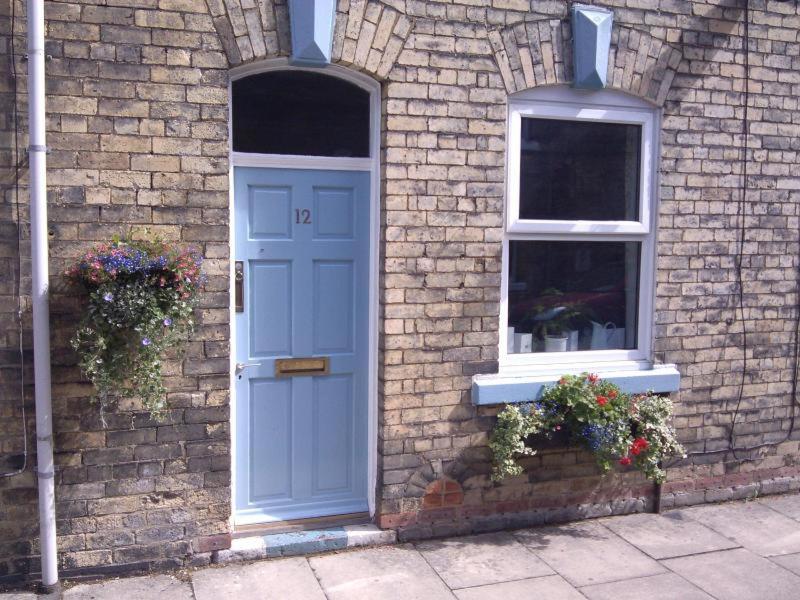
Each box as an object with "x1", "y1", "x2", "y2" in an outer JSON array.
[
  {"x1": 232, "y1": 71, "x2": 370, "y2": 157},
  {"x1": 519, "y1": 118, "x2": 641, "y2": 221},
  {"x1": 507, "y1": 241, "x2": 640, "y2": 353}
]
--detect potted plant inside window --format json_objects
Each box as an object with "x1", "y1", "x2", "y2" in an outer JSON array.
[{"x1": 530, "y1": 293, "x2": 590, "y2": 352}]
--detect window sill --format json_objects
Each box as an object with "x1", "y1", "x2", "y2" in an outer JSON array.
[{"x1": 471, "y1": 363, "x2": 681, "y2": 406}]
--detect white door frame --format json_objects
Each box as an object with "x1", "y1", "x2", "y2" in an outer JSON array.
[{"x1": 228, "y1": 58, "x2": 381, "y2": 525}]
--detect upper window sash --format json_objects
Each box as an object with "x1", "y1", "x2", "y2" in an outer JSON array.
[{"x1": 506, "y1": 102, "x2": 655, "y2": 236}]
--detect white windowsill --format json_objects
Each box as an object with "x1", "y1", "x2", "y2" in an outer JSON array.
[{"x1": 471, "y1": 362, "x2": 681, "y2": 406}]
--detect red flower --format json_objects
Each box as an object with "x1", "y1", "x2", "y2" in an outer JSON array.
[
  {"x1": 558, "y1": 377, "x2": 567, "y2": 385},
  {"x1": 596, "y1": 395, "x2": 608, "y2": 407},
  {"x1": 619, "y1": 456, "x2": 632, "y2": 466},
  {"x1": 587, "y1": 373, "x2": 599, "y2": 384},
  {"x1": 633, "y1": 437, "x2": 649, "y2": 451},
  {"x1": 609, "y1": 390, "x2": 618, "y2": 399},
  {"x1": 631, "y1": 445, "x2": 641, "y2": 456}
]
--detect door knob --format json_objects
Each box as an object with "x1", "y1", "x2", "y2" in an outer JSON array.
[{"x1": 235, "y1": 362, "x2": 261, "y2": 374}]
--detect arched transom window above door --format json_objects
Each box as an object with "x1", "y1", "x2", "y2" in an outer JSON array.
[{"x1": 232, "y1": 70, "x2": 371, "y2": 158}]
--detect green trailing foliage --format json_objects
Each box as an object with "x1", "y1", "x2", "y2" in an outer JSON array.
[
  {"x1": 489, "y1": 373, "x2": 685, "y2": 483},
  {"x1": 65, "y1": 235, "x2": 205, "y2": 419}
]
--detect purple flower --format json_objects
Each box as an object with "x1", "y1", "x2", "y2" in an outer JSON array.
[
  {"x1": 103, "y1": 292, "x2": 113, "y2": 302},
  {"x1": 141, "y1": 337, "x2": 151, "y2": 346},
  {"x1": 163, "y1": 318, "x2": 173, "y2": 327}
]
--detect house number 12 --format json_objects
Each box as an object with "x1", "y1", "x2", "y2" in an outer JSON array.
[{"x1": 295, "y1": 209, "x2": 311, "y2": 224}]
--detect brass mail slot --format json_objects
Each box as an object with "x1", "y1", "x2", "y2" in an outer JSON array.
[{"x1": 275, "y1": 357, "x2": 330, "y2": 377}]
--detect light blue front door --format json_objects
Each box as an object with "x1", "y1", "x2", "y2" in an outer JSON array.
[{"x1": 234, "y1": 166, "x2": 370, "y2": 524}]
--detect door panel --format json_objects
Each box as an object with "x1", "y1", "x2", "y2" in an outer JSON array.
[
  {"x1": 313, "y1": 261, "x2": 354, "y2": 354},
  {"x1": 234, "y1": 167, "x2": 370, "y2": 524},
  {"x1": 249, "y1": 186, "x2": 292, "y2": 239},
  {"x1": 250, "y1": 261, "x2": 292, "y2": 357},
  {"x1": 313, "y1": 187, "x2": 356, "y2": 239},
  {"x1": 312, "y1": 375, "x2": 354, "y2": 494},
  {"x1": 249, "y1": 378, "x2": 292, "y2": 501}
]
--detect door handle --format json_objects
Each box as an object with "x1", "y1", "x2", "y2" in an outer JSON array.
[
  {"x1": 235, "y1": 261, "x2": 244, "y2": 313},
  {"x1": 235, "y1": 362, "x2": 261, "y2": 375}
]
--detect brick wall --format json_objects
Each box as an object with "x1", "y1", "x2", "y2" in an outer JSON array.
[
  {"x1": 0, "y1": 0, "x2": 799, "y2": 582},
  {"x1": 0, "y1": 0, "x2": 233, "y2": 582}
]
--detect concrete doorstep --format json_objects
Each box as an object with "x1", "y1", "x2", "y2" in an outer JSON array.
[{"x1": 6, "y1": 493, "x2": 800, "y2": 599}]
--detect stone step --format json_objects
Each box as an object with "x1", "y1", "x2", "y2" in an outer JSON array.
[{"x1": 214, "y1": 524, "x2": 396, "y2": 563}]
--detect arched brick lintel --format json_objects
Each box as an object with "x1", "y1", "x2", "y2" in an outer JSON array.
[
  {"x1": 205, "y1": 0, "x2": 413, "y2": 81},
  {"x1": 489, "y1": 20, "x2": 685, "y2": 107}
]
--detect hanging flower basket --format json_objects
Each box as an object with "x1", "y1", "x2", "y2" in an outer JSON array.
[
  {"x1": 489, "y1": 373, "x2": 685, "y2": 483},
  {"x1": 65, "y1": 236, "x2": 205, "y2": 418}
]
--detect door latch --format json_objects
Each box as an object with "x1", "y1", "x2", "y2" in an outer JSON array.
[{"x1": 235, "y1": 261, "x2": 244, "y2": 313}]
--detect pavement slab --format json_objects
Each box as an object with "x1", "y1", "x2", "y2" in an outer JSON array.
[
  {"x1": 677, "y1": 500, "x2": 800, "y2": 557},
  {"x1": 663, "y1": 548, "x2": 800, "y2": 600},
  {"x1": 192, "y1": 557, "x2": 325, "y2": 600},
  {"x1": 63, "y1": 574, "x2": 193, "y2": 600},
  {"x1": 416, "y1": 531, "x2": 553, "y2": 589},
  {"x1": 760, "y1": 492, "x2": 800, "y2": 521},
  {"x1": 580, "y1": 572, "x2": 713, "y2": 600},
  {"x1": 513, "y1": 520, "x2": 665, "y2": 587},
  {"x1": 452, "y1": 574, "x2": 585, "y2": 600},
  {"x1": 767, "y1": 551, "x2": 800, "y2": 577},
  {"x1": 601, "y1": 511, "x2": 739, "y2": 559},
  {"x1": 309, "y1": 544, "x2": 456, "y2": 600}
]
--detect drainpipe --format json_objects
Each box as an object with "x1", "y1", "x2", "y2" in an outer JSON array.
[{"x1": 27, "y1": 0, "x2": 59, "y2": 593}]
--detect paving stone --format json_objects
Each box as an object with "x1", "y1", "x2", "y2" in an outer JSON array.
[
  {"x1": 452, "y1": 575, "x2": 584, "y2": 600},
  {"x1": 767, "y1": 552, "x2": 800, "y2": 577},
  {"x1": 580, "y1": 572, "x2": 713, "y2": 600},
  {"x1": 416, "y1": 531, "x2": 553, "y2": 589},
  {"x1": 0, "y1": 594, "x2": 37, "y2": 600},
  {"x1": 601, "y1": 511, "x2": 739, "y2": 559},
  {"x1": 309, "y1": 544, "x2": 455, "y2": 599},
  {"x1": 192, "y1": 557, "x2": 326, "y2": 600},
  {"x1": 760, "y1": 493, "x2": 800, "y2": 521},
  {"x1": 513, "y1": 520, "x2": 665, "y2": 587},
  {"x1": 678, "y1": 501, "x2": 800, "y2": 556},
  {"x1": 63, "y1": 575, "x2": 193, "y2": 600},
  {"x1": 663, "y1": 548, "x2": 800, "y2": 600}
]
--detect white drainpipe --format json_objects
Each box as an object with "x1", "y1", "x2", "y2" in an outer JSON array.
[{"x1": 27, "y1": 0, "x2": 59, "y2": 592}]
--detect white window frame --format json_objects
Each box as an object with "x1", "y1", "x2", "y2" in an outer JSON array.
[{"x1": 499, "y1": 87, "x2": 660, "y2": 375}]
